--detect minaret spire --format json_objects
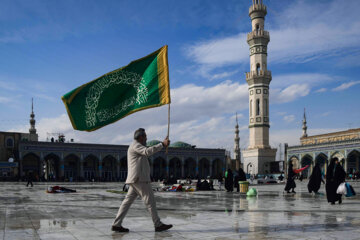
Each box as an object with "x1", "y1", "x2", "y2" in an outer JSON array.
[
  {"x1": 234, "y1": 113, "x2": 241, "y2": 170},
  {"x1": 302, "y1": 108, "x2": 308, "y2": 138},
  {"x1": 29, "y1": 98, "x2": 37, "y2": 135}
]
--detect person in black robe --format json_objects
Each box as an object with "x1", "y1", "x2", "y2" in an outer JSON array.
[
  {"x1": 225, "y1": 169, "x2": 234, "y2": 192},
  {"x1": 326, "y1": 158, "x2": 346, "y2": 205},
  {"x1": 284, "y1": 161, "x2": 296, "y2": 193},
  {"x1": 308, "y1": 163, "x2": 324, "y2": 193},
  {"x1": 234, "y1": 168, "x2": 247, "y2": 192}
]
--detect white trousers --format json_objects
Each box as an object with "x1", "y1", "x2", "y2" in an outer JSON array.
[{"x1": 112, "y1": 182, "x2": 161, "y2": 227}]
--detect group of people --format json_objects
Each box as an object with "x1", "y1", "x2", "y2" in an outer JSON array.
[
  {"x1": 285, "y1": 157, "x2": 346, "y2": 205},
  {"x1": 223, "y1": 168, "x2": 247, "y2": 192}
]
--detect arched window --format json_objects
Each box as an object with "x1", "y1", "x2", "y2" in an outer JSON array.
[
  {"x1": 264, "y1": 99, "x2": 268, "y2": 115},
  {"x1": 256, "y1": 99, "x2": 260, "y2": 116},
  {"x1": 256, "y1": 63, "x2": 260, "y2": 75},
  {"x1": 6, "y1": 138, "x2": 14, "y2": 148},
  {"x1": 250, "y1": 100, "x2": 253, "y2": 116},
  {"x1": 256, "y1": 24, "x2": 260, "y2": 32}
]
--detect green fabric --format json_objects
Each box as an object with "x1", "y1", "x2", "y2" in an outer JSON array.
[
  {"x1": 62, "y1": 46, "x2": 169, "y2": 131},
  {"x1": 225, "y1": 171, "x2": 228, "y2": 178}
]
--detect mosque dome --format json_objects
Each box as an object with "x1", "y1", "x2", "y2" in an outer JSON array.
[
  {"x1": 169, "y1": 141, "x2": 193, "y2": 148},
  {"x1": 146, "y1": 140, "x2": 162, "y2": 147}
]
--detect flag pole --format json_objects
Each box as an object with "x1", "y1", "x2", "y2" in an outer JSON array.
[{"x1": 166, "y1": 103, "x2": 170, "y2": 154}]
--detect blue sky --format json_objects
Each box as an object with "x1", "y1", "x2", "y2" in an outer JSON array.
[{"x1": 1, "y1": 0, "x2": 360, "y2": 155}]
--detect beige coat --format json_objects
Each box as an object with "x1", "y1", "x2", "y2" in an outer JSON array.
[{"x1": 125, "y1": 140, "x2": 163, "y2": 184}]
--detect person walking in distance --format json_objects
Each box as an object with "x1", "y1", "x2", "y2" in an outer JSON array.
[{"x1": 112, "y1": 128, "x2": 172, "y2": 232}]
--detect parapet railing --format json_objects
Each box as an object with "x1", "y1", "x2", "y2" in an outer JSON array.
[
  {"x1": 247, "y1": 30, "x2": 269, "y2": 41},
  {"x1": 246, "y1": 70, "x2": 272, "y2": 79}
]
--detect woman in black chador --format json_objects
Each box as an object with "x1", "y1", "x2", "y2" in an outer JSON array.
[
  {"x1": 284, "y1": 161, "x2": 296, "y2": 193},
  {"x1": 225, "y1": 169, "x2": 234, "y2": 192},
  {"x1": 308, "y1": 163, "x2": 325, "y2": 193},
  {"x1": 326, "y1": 158, "x2": 346, "y2": 205}
]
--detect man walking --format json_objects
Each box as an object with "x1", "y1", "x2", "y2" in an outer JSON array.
[{"x1": 112, "y1": 128, "x2": 173, "y2": 232}]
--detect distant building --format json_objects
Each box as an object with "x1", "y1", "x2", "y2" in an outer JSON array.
[
  {"x1": 1, "y1": 100, "x2": 226, "y2": 181},
  {"x1": 286, "y1": 110, "x2": 360, "y2": 178}
]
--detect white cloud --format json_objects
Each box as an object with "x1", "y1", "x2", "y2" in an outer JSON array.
[
  {"x1": 315, "y1": 88, "x2": 327, "y2": 93},
  {"x1": 271, "y1": 84, "x2": 310, "y2": 103},
  {"x1": 283, "y1": 115, "x2": 295, "y2": 123},
  {"x1": 0, "y1": 96, "x2": 12, "y2": 103},
  {"x1": 184, "y1": 0, "x2": 360, "y2": 69},
  {"x1": 332, "y1": 81, "x2": 360, "y2": 92},
  {"x1": 209, "y1": 70, "x2": 239, "y2": 81}
]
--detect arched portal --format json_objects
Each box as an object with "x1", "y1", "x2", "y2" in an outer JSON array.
[
  {"x1": 64, "y1": 154, "x2": 79, "y2": 181},
  {"x1": 184, "y1": 158, "x2": 196, "y2": 178},
  {"x1": 169, "y1": 157, "x2": 182, "y2": 179},
  {"x1": 212, "y1": 158, "x2": 223, "y2": 178},
  {"x1": 120, "y1": 156, "x2": 127, "y2": 181},
  {"x1": 301, "y1": 155, "x2": 313, "y2": 178},
  {"x1": 153, "y1": 157, "x2": 166, "y2": 181},
  {"x1": 199, "y1": 158, "x2": 210, "y2": 178},
  {"x1": 102, "y1": 155, "x2": 116, "y2": 181},
  {"x1": 347, "y1": 150, "x2": 360, "y2": 174},
  {"x1": 44, "y1": 153, "x2": 60, "y2": 181},
  {"x1": 22, "y1": 153, "x2": 40, "y2": 180},
  {"x1": 83, "y1": 154, "x2": 98, "y2": 181}
]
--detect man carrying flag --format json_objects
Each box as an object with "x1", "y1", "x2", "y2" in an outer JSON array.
[
  {"x1": 112, "y1": 128, "x2": 172, "y2": 232},
  {"x1": 61, "y1": 46, "x2": 173, "y2": 232}
]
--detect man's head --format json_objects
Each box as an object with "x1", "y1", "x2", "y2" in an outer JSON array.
[{"x1": 134, "y1": 128, "x2": 147, "y2": 145}]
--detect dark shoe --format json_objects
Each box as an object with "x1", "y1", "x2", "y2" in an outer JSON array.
[
  {"x1": 286, "y1": 191, "x2": 290, "y2": 193},
  {"x1": 292, "y1": 191, "x2": 296, "y2": 193},
  {"x1": 155, "y1": 223, "x2": 173, "y2": 232},
  {"x1": 111, "y1": 225, "x2": 129, "y2": 232},
  {"x1": 331, "y1": 202, "x2": 335, "y2": 205},
  {"x1": 339, "y1": 199, "x2": 342, "y2": 204}
]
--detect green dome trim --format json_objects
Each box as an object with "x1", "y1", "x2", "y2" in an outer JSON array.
[
  {"x1": 147, "y1": 140, "x2": 161, "y2": 147},
  {"x1": 169, "y1": 141, "x2": 192, "y2": 148}
]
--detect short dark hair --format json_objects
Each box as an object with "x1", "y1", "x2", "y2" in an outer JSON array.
[{"x1": 134, "y1": 128, "x2": 146, "y2": 140}]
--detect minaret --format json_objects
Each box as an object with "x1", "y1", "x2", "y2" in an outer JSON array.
[
  {"x1": 234, "y1": 113, "x2": 241, "y2": 170},
  {"x1": 29, "y1": 98, "x2": 38, "y2": 141},
  {"x1": 302, "y1": 108, "x2": 308, "y2": 138},
  {"x1": 242, "y1": 0, "x2": 276, "y2": 175}
]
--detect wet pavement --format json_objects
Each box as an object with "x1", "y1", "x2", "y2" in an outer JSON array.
[{"x1": 1, "y1": 181, "x2": 360, "y2": 240}]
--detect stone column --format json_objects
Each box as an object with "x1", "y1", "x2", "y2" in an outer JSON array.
[
  {"x1": 39, "y1": 152, "x2": 44, "y2": 179},
  {"x1": 80, "y1": 153, "x2": 84, "y2": 178},
  {"x1": 181, "y1": 156, "x2": 185, "y2": 179},
  {"x1": 60, "y1": 153, "x2": 65, "y2": 179},
  {"x1": 196, "y1": 156, "x2": 199, "y2": 176},
  {"x1": 209, "y1": 159, "x2": 213, "y2": 178},
  {"x1": 99, "y1": 154, "x2": 103, "y2": 180},
  {"x1": 117, "y1": 155, "x2": 121, "y2": 180},
  {"x1": 356, "y1": 155, "x2": 359, "y2": 172},
  {"x1": 19, "y1": 151, "x2": 23, "y2": 178}
]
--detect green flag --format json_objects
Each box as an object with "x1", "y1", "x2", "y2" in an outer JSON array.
[{"x1": 62, "y1": 45, "x2": 170, "y2": 131}]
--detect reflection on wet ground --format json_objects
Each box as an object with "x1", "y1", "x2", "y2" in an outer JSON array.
[{"x1": 1, "y1": 181, "x2": 360, "y2": 239}]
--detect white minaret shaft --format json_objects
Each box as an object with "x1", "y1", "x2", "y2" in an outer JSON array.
[{"x1": 246, "y1": 0, "x2": 271, "y2": 149}]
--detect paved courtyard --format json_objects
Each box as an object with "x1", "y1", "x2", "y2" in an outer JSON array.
[{"x1": 1, "y1": 181, "x2": 360, "y2": 240}]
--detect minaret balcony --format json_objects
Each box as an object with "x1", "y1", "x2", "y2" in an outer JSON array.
[
  {"x1": 247, "y1": 30, "x2": 270, "y2": 42},
  {"x1": 246, "y1": 70, "x2": 271, "y2": 79},
  {"x1": 249, "y1": 3, "x2": 267, "y2": 18}
]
